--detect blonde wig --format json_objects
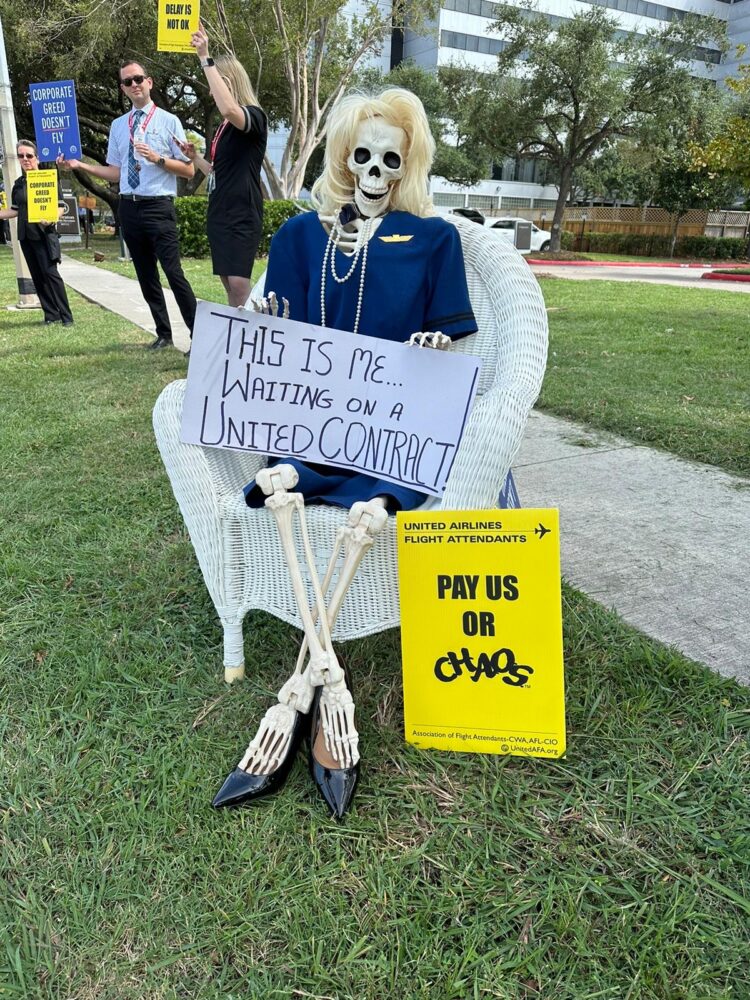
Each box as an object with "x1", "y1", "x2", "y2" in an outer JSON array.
[
  {"x1": 215, "y1": 54, "x2": 259, "y2": 108},
  {"x1": 311, "y1": 88, "x2": 435, "y2": 218}
]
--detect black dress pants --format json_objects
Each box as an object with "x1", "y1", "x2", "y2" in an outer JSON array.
[
  {"x1": 20, "y1": 237, "x2": 73, "y2": 324},
  {"x1": 118, "y1": 197, "x2": 197, "y2": 339}
]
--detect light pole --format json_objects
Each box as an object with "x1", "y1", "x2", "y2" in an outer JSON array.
[{"x1": 0, "y1": 13, "x2": 39, "y2": 308}]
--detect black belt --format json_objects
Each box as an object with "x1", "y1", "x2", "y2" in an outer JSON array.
[{"x1": 119, "y1": 194, "x2": 174, "y2": 201}]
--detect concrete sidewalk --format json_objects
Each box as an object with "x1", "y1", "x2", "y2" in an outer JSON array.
[
  {"x1": 60, "y1": 254, "x2": 191, "y2": 352},
  {"x1": 59, "y1": 256, "x2": 749, "y2": 684},
  {"x1": 515, "y1": 413, "x2": 749, "y2": 684}
]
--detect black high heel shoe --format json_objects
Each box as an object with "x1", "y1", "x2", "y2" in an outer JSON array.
[
  {"x1": 212, "y1": 709, "x2": 309, "y2": 808},
  {"x1": 308, "y1": 667, "x2": 359, "y2": 820}
]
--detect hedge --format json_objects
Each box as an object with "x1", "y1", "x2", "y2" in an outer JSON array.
[
  {"x1": 567, "y1": 229, "x2": 749, "y2": 259},
  {"x1": 174, "y1": 197, "x2": 303, "y2": 259}
]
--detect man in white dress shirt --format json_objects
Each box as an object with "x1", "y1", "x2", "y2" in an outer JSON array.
[{"x1": 60, "y1": 61, "x2": 197, "y2": 350}]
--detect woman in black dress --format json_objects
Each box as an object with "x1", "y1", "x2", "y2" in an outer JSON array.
[
  {"x1": 182, "y1": 25, "x2": 267, "y2": 307},
  {"x1": 0, "y1": 140, "x2": 73, "y2": 326}
]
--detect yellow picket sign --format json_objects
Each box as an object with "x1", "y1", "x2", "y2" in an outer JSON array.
[
  {"x1": 157, "y1": 0, "x2": 200, "y2": 53},
  {"x1": 397, "y1": 508, "x2": 566, "y2": 759},
  {"x1": 26, "y1": 169, "x2": 59, "y2": 224},
  {"x1": 0, "y1": 191, "x2": 6, "y2": 211}
]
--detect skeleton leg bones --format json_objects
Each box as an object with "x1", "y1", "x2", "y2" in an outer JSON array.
[{"x1": 212, "y1": 465, "x2": 388, "y2": 811}]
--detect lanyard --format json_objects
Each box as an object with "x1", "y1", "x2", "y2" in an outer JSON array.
[
  {"x1": 129, "y1": 104, "x2": 157, "y2": 142},
  {"x1": 210, "y1": 119, "x2": 230, "y2": 165}
]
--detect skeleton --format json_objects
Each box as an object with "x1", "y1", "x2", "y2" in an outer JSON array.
[{"x1": 216, "y1": 95, "x2": 455, "y2": 814}]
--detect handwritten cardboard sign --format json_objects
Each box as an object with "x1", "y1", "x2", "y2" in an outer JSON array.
[
  {"x1": 181, "y1": 301, "x2": 481, "y2": 498},
  {"x1": 26, "y1": 169, "x2": 59, "y2": 224},
  {"x1": 29, "y1": 80, "x2": 82, "y2": 161},
  {"x1": 157, "y1": 0, "x2": 200, "y2": 52},
  {"x1": 397, "y1": 509, "x2": 566, "y2": 757}
]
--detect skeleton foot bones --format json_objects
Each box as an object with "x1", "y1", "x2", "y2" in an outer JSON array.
[{"x1": 221, "y1": 467, "x2": 387, "y2": 800}]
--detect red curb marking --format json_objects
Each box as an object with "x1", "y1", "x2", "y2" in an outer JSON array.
[
  {"x1": 525, "y1": 259, "x2": 747, "y2": 269},
  {"x1": 701, "y1": 272, "x2": 750, "y2": 282}
]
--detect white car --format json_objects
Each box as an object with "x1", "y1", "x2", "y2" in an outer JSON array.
[{"x1": 484, "y1": 217, "x2": 552, "y2": 253}]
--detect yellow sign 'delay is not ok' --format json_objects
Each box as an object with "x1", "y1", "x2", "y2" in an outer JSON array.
[
  {"x1": 26, "y1": 169, "x2": 59, "y2": 224},
  {"x1": 157, "y1": 0, "x2": 200, "y2": 53},
  {"x1": 397, "y1": 509, "x2": 566, "y2": 759}
]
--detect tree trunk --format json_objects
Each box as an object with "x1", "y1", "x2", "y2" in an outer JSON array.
[
  {"x1": 669, "y1": 212, "x2": 682, "y2": 258},
  {"x1": 72, "y1": 170, "x2": 119, "y2": 214},
  {"x1": 549, "y1": 164, "x2": 573, "y2": 253}
]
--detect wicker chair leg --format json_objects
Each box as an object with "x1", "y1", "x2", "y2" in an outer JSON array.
[{"x1": 222, "y1": 620, "x2": 246, "y2": 683}]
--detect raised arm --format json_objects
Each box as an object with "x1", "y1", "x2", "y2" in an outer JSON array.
[{"x1": 191, "y1": 24, "x2": 248, "y2": 131}]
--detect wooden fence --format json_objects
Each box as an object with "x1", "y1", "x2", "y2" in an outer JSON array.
[{"x1": 483, "y1": 206, "x2": 750, "y2": 240}]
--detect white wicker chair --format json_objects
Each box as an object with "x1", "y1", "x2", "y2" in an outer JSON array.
[{"x1": 153, "y1": 217, "x2": 548, "y2": 681}]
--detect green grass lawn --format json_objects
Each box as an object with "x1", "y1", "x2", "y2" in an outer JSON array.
[
  {"x1": 539, "y1": 277, "x2": 750, "y2": 477},
  {"x1": 63, "y1": 238, "x2": 750, "y2": 477},
  {"x1": 2, "y1": 247, "x2": 749, "y2": 999}
]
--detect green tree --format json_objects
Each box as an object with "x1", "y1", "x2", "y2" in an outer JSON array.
[
  {"x1": 690, "y1": 55, "x2": 750, "y2": 187},
  {"x1": 488, "y1": 6, "x2": 728, "y2": 250},
  {"x1": 355, "y1": 61, "x2": 502, "y2": 187},
  {"x1": 3, "y1": 0, "x2": 436, "y2": 202}
]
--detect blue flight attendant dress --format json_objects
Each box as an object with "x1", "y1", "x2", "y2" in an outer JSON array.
[{"x1": 244, "y1": 209, "x2": 478, "y2": 511}]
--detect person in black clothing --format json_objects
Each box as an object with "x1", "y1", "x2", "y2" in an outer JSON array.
[
  {"x1": 0, "y1": 140, "x2": 74, "y2": 325},
  {"x1": 179, "y1": 25, "x2": 267, "y2": 307}
]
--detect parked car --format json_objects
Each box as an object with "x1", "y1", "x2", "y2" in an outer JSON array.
[
  {"x1": 485, "y1": 217, "x2": 551, "y2": 253},
  {"x1": 450, "y1": 207, "x2": 485, "y2": 225}
]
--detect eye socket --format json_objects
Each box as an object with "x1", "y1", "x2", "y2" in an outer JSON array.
[
  {"x1": 384, "y1": 151, "x2": 401, "y2": 170},
  {"x1": 353, "y1": 147, "x2": 370, "y2": 164}
]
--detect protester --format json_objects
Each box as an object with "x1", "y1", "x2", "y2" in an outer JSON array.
[
  {"x1": 177, "y1": 24, "x2": 267, "y2": 307},
  {"x1": 0, "y1": 140, "x2": 74, "y2": 326},
  {"x1": 58, "y1": 61, "x2": 197, "y2": 351}
]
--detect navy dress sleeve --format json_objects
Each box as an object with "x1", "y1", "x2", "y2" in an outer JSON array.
[
  {"x1": 424, "y1": 222, "x2": 477, "y2": 342},
  {"x1": 263, "y1": 221, "x2": 310, "y2": 322}
]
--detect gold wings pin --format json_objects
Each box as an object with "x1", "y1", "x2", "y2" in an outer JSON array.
[{"x1": 378, "y1": 234, "x2": 414, "y2": 243}]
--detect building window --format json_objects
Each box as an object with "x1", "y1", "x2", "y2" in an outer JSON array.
[
  {"x1": 468, "y1": 194, "x2": 496, "y2": 209},
  {"x1": 433, "y1": 192, "x2": 466, "y2": 207},
  {"x1": 440, "y1": 30, "x2": 508, "y2": 55},
  {"x1": 502, "y1": 196, "x2": 532, "y2": 208}
]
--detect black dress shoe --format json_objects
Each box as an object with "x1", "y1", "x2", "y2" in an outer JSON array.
[
  {"x1": 212, "y1": 709, "x2": 309, "y2": 808},
  {"x1": 308, "y1": 669, "x2": 359, "y2": 820},
  {"x1": 62, "y1": 319, "x2": 74, "y2": 327},
  {"x1": 147, "y1": 336, "x2": 173, "y2": 350},
  {"x1": 44, "y1": 319, "x2": 61, "y2": 325}
]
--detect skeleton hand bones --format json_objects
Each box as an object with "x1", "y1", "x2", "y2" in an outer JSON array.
[
  {"x1": 407, "y1": 331, "x2": 452, "y2": 350},
  {"x1": 250, "y1": 290, "x2": 289, "y2": 317}
]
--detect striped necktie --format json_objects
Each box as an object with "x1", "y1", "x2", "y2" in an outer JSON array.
[{"x1": 127, "y1": 110, "x2": 143, "y2": 189}]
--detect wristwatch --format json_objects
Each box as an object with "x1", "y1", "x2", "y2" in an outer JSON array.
[
  {"x1": 201, "y1": 57, "x2": 215, "y2": 68},
  {"x1": 157, "y1": 156, "x2": 166, "y2": 167}
]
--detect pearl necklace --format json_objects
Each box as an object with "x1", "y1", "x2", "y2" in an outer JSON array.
[{"x1": 320, "y1": 217, "x2": 373, "y2": 336}]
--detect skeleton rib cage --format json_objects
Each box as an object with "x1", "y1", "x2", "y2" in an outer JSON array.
[{"x1": 153, "y1": 217, "x2": 549, "y2": 681}]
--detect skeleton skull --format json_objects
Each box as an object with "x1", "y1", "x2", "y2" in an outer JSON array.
[{"x1": 347, "y1": 118, "x2": 406, "y2": 219}]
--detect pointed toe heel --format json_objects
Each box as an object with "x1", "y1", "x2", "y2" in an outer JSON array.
[
  {"x1": 310, "y1": 756, "x2": 359, "y2": 820},
  {"x1": 212, "y1": 710, "x2": 308, "y2": 809},
  {"x1": 308, "y1": 678, "x2": 359, "y2": 820}
]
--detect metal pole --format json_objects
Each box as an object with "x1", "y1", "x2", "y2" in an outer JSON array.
[{"x1": 0, "y1": 13, "x2": 40, "y2": 308}]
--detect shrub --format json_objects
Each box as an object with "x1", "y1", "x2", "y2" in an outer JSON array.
[
  {"x1": 259, "y1": 199, "x2": 303, "y2": 257},
  {"x1": 573, "y1": 230, "x2": 749, "y2": 259},
  {"x1": 175, "y1": 196, "x2": 210, "y2": 258},
  {"x1": 174, "y1": 196, "x2": 303, "y2": 259},
  {"x1": 560, "y1": 230, "x2": 575, "y2": 250}
]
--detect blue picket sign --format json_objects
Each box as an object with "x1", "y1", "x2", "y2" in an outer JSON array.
[{"x1": 29, "y1": 80, "x2": 82, "y2": 161}]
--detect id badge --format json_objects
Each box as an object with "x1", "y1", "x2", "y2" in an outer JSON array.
[{"x1": 206, "y1": 171, "x2": 216, "y2": 194}]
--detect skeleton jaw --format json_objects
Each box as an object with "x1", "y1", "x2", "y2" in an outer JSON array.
[{"x1": 354, "y1": 178, "x2": 391, "y2": 218}]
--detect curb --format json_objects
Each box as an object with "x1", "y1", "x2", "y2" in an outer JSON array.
[
  {"x1": 701, "y1": 271, "x2": 750, "y2": 282},
  {"x1": 525, "y1": 259, "x2": 746, "y2": 269}
]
